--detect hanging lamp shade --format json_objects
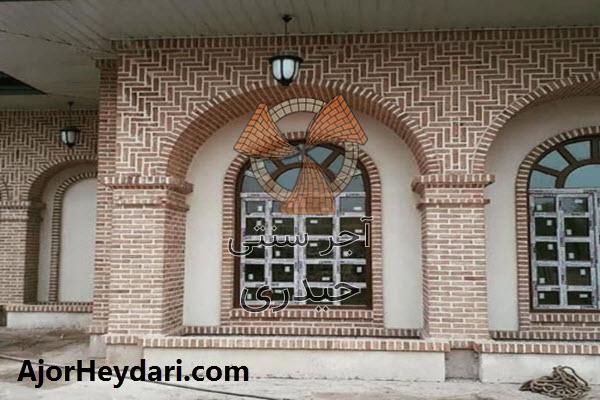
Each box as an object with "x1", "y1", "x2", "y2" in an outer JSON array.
[
  {"x1": 269, "y1": 54, "x2": 303, "y2": 86},
  {"x1": 269, "y1": 14, "x2": 303, "y2": 86},
  {"x1": 60, "y1": 126, "x2": 81, "y2": 148},
  {"x1": 59, "y1": 101, "x2": 80, "y2": 148}
]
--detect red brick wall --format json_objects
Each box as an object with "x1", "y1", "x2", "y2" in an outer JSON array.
[
  {"x1": 0, "y1": 110, "x2": 97, "y2": 305},
  {"x1": 96, "y1": 28, "x2": 600, "y2": 341}
]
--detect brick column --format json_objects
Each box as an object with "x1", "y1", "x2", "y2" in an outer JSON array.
[
  {"x1": 89, "y1": 59, "x2": 117, "y2": 341},
  {"x1": 105, "y1": 176, "x2": 191, "y2": 361},
  {"x1": 0, "y1": 202, "x2": 43, "y2": 305},
  {"x1": 413, "y1": 174, "x2": 494, "y2": 340}
]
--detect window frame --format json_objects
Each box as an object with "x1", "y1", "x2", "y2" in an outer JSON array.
[
  {"x1": 528, "y1": 136, "x2": 600, "y2": 311},
  {"x1": 233, "y1": 157, "x2": 373, "y2": 310}
]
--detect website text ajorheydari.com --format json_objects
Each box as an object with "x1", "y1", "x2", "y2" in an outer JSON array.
[{"x1": 16, "y1": 358, "x2": 249, "y2": 388}]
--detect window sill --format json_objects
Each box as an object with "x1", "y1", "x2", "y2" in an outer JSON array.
[
  {"x1": 229, "y1": 307, "x2": 374, "y2": 321},
  {"x1": 530, "y1": 311, "x2": 600, "y2": 324}
]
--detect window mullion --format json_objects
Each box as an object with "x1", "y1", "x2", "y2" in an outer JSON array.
[
  {"x1": 333, "y1": 195, "x2": 341, "y2": 306},
  {"x1": 557, "y1": 195, "x2": 567, "y2": 308},
  {"x1": 265, "y1": 199, "x2": 273, "y2": 290},
  {"x1": 590, "y1": 190, "x2": 600, "y2": 309}
]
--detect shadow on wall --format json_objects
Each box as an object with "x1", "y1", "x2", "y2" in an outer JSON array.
[{"x1": 0, "y1": 306, "x2": 6, "y2": 326}]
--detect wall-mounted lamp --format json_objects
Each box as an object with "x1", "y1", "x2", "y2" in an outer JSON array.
[
  {"x1": 60, "y1": 101, "x2": 80, "y2": 148},
  {"x1": 269, "y1": 15, "x2": 303, "y2": 86}
]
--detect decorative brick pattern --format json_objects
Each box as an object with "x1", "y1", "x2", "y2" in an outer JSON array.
[
  {"x1": 3, "y1": 28, "x2": 600, "y2": 354},
  {"x1": 109, "y1": 29, "x2": 600, "y2": 183},
  {"x1": 182, "y1": 325, "x2": 421, "y2": 338},
  {"x1": 5, "y1": 302, "x2": 92, "y2": 313},
  {"x1": 140, "y1": 335, "x2": 449, "y2": 352},
  {"x1": 514, "y1": 126, "x2": 600, "y2": 335},
  {"x1": 491, "y1": 330, "x2": 600, "y2": 341},
  {"x1": 0, "y1": 110, "x2": 97, "y2": 306},
  {"x1": 476, "y1": 341, "x2": 600, "y2": 355}
]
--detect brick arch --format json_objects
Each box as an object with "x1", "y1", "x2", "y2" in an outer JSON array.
[
  {"x1": 515, "y1": 126, "x2": 600, "y2": 331},
  {"x1": 26, "y1": 155, "x2": 97, "y2": 201},
  {"x1": 473, "y1": 73, "x2": 600, "y2": 173},
  {"x1": 216, "y1": 135, "x2": 386, "y2": 332},
  {"x1": 48, "y1": 170, "x2": 98, "y2": 303},
  {"x1": 166, "y1": 82, "x2": 432, "y2": 179}
]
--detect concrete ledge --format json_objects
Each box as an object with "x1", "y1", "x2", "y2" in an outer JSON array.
[
  {"x1": 6, "y1": 311, "x2": 92, "y2": 329},
  {"x1": 143, "y1": 347, "x2": 446, "y2": 380},
  {"x1": 480, "y1": 353, "x2": 600, "y2": 384}
]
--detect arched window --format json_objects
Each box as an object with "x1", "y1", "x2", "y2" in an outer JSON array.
[
  {"x1": 529, "y1": 136, "x2": 600, "y2": 309},
  {"x1": 235, "y1": 142, "x2": 371, "y2": 308}
]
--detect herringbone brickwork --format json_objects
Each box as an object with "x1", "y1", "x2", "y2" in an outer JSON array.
[
  {"x1": 111, "y1": 28, "x2": 600, "y2": 181},
  {"x1": 0, "y1": 110, "x2": 97, "y2": 305}
]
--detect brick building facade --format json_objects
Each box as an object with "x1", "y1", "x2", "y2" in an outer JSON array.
[{"x1": 1, "y1": 27, "x2": 600, "y2": 381}]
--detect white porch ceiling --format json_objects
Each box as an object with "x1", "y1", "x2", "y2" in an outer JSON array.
[{"x1": 0, "y1": 0, "x2": 599, "y2": 110}]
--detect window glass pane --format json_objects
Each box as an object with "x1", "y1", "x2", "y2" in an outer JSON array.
[
  {"x1": 564, "y1": 217, "x2": 590, "y2": 237},
  {"x1": 272, "y1": 264, "x2": 294, "y2": 282},
  {"x1": 535, "y1": 241, "x2": 558, "y2": 261},
  {"x1": 565, "y1": 141, "x2": 591, "y2": 161},
  {"x1": 341, "y1": 288, "x2": 368, "y2": 305},
  {"x1": 272, "y1": 201, "x2": 282, "y2": 213},
  {"x1": 242, "y1": 176, "x2": 265, "y2": 192},
  {"x1": 272, "y1": 217, "x2": 294, "y2": 235},
  {"x1": 344, "y1": 175, "x2": 365, "y2": 192},
  {"x1": 537, "y1": 291, "x2": 560, "y2": 305},
  {"x1": 281, "y1": 153, "x2": 301, "y2": 165},
  {"x1": 328, "y1": 155, "x2": 343, "y2": 175},
  {"x1": 341, "y1": 264, "x2": 366, "y2": 282},
  {"x1": 537, "y1": 267, "x2": 559, "y2": 285},
  {"x1": 272, "y1": 246, "x2": 294, "y2": 259},
  {"x1": 567, "y1": 291, "x2": 593, "y2": 306},
  {"x1": 538, "y1": 150, "x2": 569, "y2": 171},
  {"x1": 566, "y1": 267, "x2": 592, "y2": 286},
  {"x1": 534, "y1": 217, "x2": 556, "y2": 236},
  {"x1": 306, "y1": 240, "x2": 332, "y2": 259},
  {"x1": 264, "y1": 160, "x2": 277, "y2": 173},
  {"x1": 340, "y1": 217, "x2": 367, "y2": 234},
  {"x1": 245, "y1": 264, "x2": 265, "y2": 283},
  {"x1": 305, "y1": 217, "x2": 333, "y2": 235},
  {"x1": 533, "y1": 197, "x2": 555, "y2": 212},
  {"x1": 246, "y1": 246, "x2": 264, "y2": 259},
  {"x1": 243, "y1": 287, "x2": 260, "y2": 301},
  {"x1": 276, "y1": 169, "x2": 300, "y2": 190},
  {"x1": 565, "y1": 242, "x2": 590, "y2": 261},
  {"x1": 307, "y1": 146, "x2": 332, "y2": 163},
  {"x1": 564, "y1": 165, "x2": 600, "y2": 188},
  {"x1": 306, "y1": 288, "x2": 334, "y2": 305},
  {"x1": 306, "y1": 264, "x2": 333, "y2": 282},
  {"x1": 341, "y1": 240, "x2": 366, "y2": 259},
  {"x1": 245, "y1": 217, "x2": 265, "y2": 235},
  {"x1": 530, "y1": 171, "x2": 556, "y2": 188},
  {"x1": 271, "y1": 287, "x2": 294, "y2": 301},
  {"x1": 340, "y1": 197, "x2": 366, "y2": 213},
  {"x1": 245, "y1": 201, "x2": 265, "y2": 214},
  {"x1": 560, "y1": 197, "x2": 588, "y2": 213}
]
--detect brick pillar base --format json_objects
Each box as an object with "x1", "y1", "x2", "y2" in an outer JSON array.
[
  {"x1": 413, "y1": 174, "x2": 494, "y2": 340},
  {"x1": 106, "y1": 177, "x2": 191, "y2": 340},
  {"x1": 0, "y1": 202, "x2": 42, "y2": 305}
]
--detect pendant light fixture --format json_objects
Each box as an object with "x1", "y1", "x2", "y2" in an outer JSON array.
[
  {"x1": 59, "y1": 101, "x2": 80, "y2": 148},
  {"x1": 269, "y1": 14, "x2": 303, "y2": 86}
]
